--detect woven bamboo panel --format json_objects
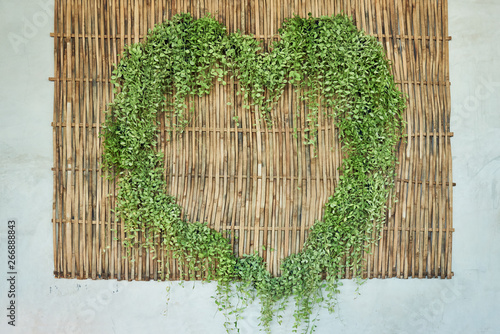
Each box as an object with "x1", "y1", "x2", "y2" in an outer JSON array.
[{"x1": 51, "y1": 0, "x2": 453, "y2": 281}]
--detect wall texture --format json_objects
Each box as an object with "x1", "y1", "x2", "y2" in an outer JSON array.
[{"x1": 0, "y1": 0, "x2": 498, "y2": 333}]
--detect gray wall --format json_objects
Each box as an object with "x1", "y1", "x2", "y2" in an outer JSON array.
[{"x1": 0, "y1": 1, "x2": 498, "y2": 333}]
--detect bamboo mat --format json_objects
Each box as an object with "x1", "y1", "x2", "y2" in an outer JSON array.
[{"x1": 51, "y1": 0, "x2": 454, "y2": 280}]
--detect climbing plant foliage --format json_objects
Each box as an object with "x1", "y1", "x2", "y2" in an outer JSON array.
[{"x1": 103, "y1": 12, "x2": 405, "y2": 333}]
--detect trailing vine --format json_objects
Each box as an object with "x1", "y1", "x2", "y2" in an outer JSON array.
[{"x1": 103, "y1": 13, "x2": 405, "y2": 333}]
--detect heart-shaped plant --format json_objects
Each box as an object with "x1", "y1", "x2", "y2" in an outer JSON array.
[{"x1": 103, "y1": 12, "x2": 405, "y2": 333}]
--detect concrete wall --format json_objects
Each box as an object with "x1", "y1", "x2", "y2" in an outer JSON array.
[{"x1": 0, "y1": 1, "x2": 498, "y2": 333}]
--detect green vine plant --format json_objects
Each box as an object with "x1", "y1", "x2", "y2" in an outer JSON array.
[{"x1": 102, "y1": 12, "x2": 405, "y2": 334}]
